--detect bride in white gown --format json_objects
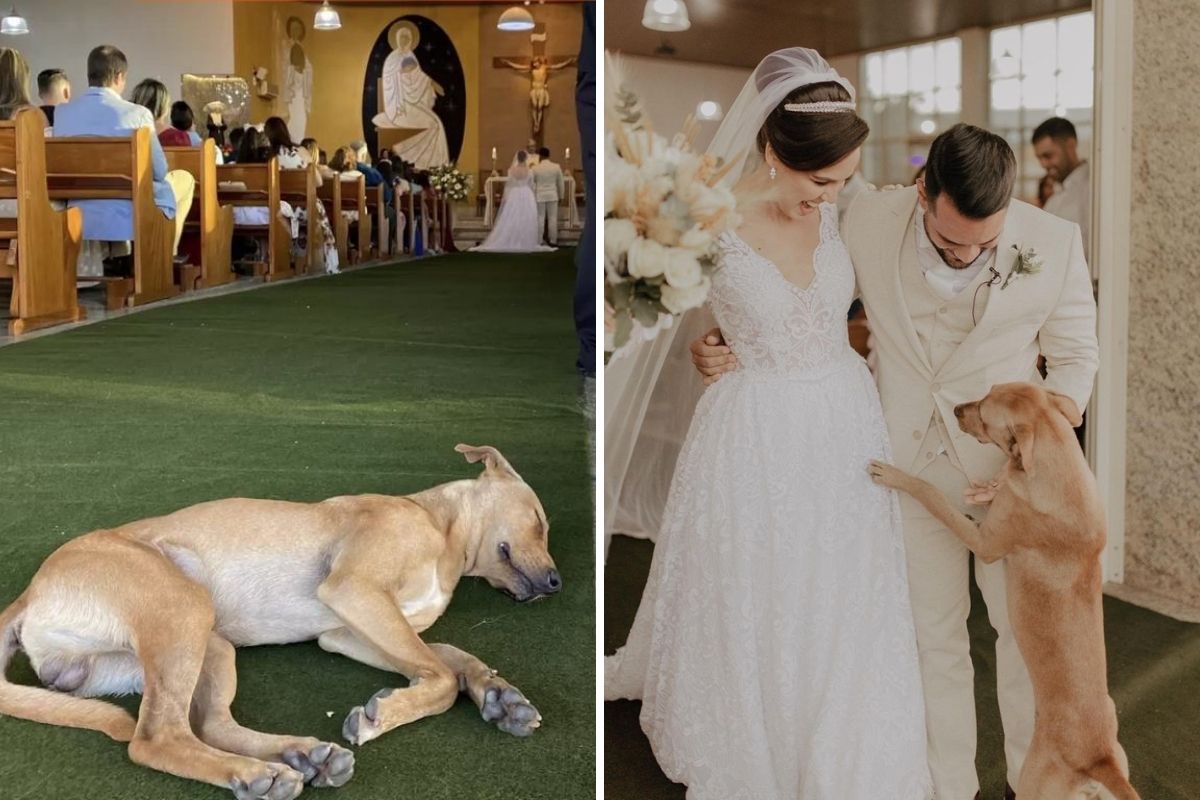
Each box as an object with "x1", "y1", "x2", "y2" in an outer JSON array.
[
  {"x1": 471, "y1": 150, "x2": 555, "y2": 253},
  {"x1": 605, "y1": 49, "x2": 932, "y2": 799}
]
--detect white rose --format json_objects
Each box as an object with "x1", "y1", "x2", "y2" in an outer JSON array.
[
  {"x1": 679, "y1": 224, "x2": 714, "y2": 254},
  {"x1": 604, "y1": 218, "x2": 639, "y2": 272},
  {"x1": 661, "y1": 276, "x2": 711, "y2": 313},
  {"x1": 663, "y1": 248, "x2": 702, "y2": 288},
  {"x1": 627, "y1": 237, "x2": 667, "y2": 279},
  {"x1": 605, "y1": 158, "x2": 641, "y2": 216}
]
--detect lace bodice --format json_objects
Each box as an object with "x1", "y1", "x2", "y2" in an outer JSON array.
[{"x1": 710, "y1": 202, "x2": 856, "y2": 375}]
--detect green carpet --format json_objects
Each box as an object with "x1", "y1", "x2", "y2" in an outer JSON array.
[
  {"x1": 0, "y1": 250, "x2": 595, "y2": 800},
  {"x1": 605, "y1": 536, "x2": 1200, "y2": 800}
]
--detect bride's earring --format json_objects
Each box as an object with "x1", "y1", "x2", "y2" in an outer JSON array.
[{"x1": 769, "y1": 165, "x2": 777, "y2": 181}]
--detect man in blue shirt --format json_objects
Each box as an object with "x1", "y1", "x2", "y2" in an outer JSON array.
[{"x1": 52, "y1": 45, "x2": 195, "y2": 256}]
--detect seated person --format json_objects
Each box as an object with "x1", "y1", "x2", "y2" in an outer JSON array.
[
  {"x1": 53, "y1": 45, "x2": 195, "y2": 256},
  {"x1": 37, "y1": 67, "x2": 69, "y2": 126},
  {"x1": 0, "y1": 48, "x2": 52, "y2": 219},
  {"x1": 131, "y1": 78, "x2": 188, "y2": 147},
  {"x1": 227, "y1": 127, "x2": 297, "y2": 262},
  {"x1": 266, "y1": 118, "x2": 337, "y2": 272}
]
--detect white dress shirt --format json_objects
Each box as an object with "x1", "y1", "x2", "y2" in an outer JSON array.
[{"x1": 1043, "y1": 160, "x2": 1091, "y2": 273}]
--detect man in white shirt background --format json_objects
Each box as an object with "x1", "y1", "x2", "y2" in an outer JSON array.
[{"x1": 1033, "y1": 117, "x2": 1091, "y2": 277}]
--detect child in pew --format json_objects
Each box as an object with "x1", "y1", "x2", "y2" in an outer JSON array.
[
  {"x1": 227, "y1": 127, "x2": 298, "y2": 270},
  {"x1": 264, "y1": 117, "x2": 337, "y2": 273},
  {"x1": 377, "y1": 160, "x2": 406, "y2": 253},
  {"x1": 225, "y1": 125, "x2": 244, "y2": 163}
]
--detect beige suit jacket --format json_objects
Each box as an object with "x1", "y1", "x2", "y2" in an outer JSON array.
[{"x1": 843, "y1": 185, "x2": 1099, "y2": 481}]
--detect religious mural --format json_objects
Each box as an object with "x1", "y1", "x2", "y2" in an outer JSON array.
[{"x1": 362, "y1": 16, "x2": 465, "y2": 168}]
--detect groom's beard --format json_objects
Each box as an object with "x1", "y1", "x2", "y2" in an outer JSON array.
[{"x1": 934, "y1": 244, "x2": 973, "y2": 270}]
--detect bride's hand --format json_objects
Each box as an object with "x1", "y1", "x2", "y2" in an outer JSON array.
[{"x1": 690, "y1": 328, "x2": 737, "y2": 385}]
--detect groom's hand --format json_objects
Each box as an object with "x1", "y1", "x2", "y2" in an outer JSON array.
[{"x1": 691, "y1": 328, "x2": 737, "y2": 385}]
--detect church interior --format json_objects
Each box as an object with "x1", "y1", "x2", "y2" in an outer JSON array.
[{"x1": 0, "y1": 2, "x2": 595, "y2": 798}]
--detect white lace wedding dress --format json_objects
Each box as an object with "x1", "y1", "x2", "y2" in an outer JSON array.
[
  {"x1": 605, "y1": 203, "x2": 932, "y2": 800},
  {"x1": 471, "y1": 166, "x2": 555, "y2": 253}
]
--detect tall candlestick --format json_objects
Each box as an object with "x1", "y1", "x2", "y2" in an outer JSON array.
[
  {"x1": 491, "y1": 146, "x2": 497, "y2": 160},
  {"x1": 565, "y1": 146, "x2": 571, "y2": 161}
]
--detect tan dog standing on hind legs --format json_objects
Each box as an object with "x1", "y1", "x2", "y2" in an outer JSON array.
[
  {"x1": 869, "y1": 384, "x2": 1139, "y2": 800},
  {"x1": 0, "y1": 444, "x2": 559, "y2": 800}
]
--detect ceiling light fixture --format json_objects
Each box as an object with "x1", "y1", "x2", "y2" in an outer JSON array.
[
  {"x1": 0, "y1": 5, "x2": 29, "y2": 35},
  {"x1": 642, "y1": 0, "x2": 690, "y2": 33},
  {"x1": 313, "y1": 0, "x2": 341, "y2": 31},
  {"x1": 498, "y1": 6, "x2": 536, "y2": 31}
]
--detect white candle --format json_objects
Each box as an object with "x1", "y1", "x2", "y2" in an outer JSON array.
[
  {"x1": 565, "y1": 147, "x2": 571, "y2": 160},
  {"x1": 491, "y1": 146, "x2": 497, "y2": 160}
]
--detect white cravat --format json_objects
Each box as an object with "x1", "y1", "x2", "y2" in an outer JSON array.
[{"x1": 913, "y1": 205, "x2": 996, "y2": 300}]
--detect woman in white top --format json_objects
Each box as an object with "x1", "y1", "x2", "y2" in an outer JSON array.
[{"x1": 265, "y1": 116, "x2": 338, "y2": 273}]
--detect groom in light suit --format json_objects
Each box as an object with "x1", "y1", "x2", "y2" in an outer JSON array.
[
  {"x1": 532, "y1": 146, "x2": 565, "y2": 246},
  {"x1": 694, "y1": 124, "x2": 1099, "y2": 799}
]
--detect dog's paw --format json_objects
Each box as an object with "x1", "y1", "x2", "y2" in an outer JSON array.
[
  {"x1": 480, "y1": 680, "x2": 541, "y2": 737},
  {"x1": 229, "y1": 763, "x2": 305, "y2": 800},
  {"x1": 342, "y1": 688, "x2": 393, "y2": 746},
  {"x1": 867, "y1": 460, "x2": 908, "y2": 490},
  {"x1": 282, "y1": 742, "x2": 355, "y2": 788}
]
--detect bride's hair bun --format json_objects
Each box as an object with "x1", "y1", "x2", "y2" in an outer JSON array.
[{"x1": 757, "y1": 82, "x2": 868, "y2": 172}]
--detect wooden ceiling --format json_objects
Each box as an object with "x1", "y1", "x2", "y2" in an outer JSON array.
[{"x1": 607, "y1": 0, "x2": 1092, "y2": 67}]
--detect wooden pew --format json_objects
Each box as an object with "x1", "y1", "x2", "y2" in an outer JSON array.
[
  {"x1": 216, "y1": 159, "x2": 293, "y2": 282},
  {"x1": 336, "y1": 173, "x2": 371, "y2": 264},
  {"x1": 163, "y1": 140, "x2": 234, "y2": 290},
  {"x1": 316, "y1": 174, "x2": 349, "y2": 268},
  {"x1": 278, "y1": 163, "x2": 324, "y2": 275},
  {"x1": 367, "y1": 182, "x2": 389, "y2": 258},
  {"x1": 45, "y1": 127, "x2": 178, "y2": 309},
  {"x1": 0, "y1": 107, "x2": 85, "y2": 334}
]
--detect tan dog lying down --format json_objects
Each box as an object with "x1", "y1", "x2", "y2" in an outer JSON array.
[
  {"x1": 0, "y1": 444, "x2": 560, "y2": 800},
  {"x1": 869, "y1": 383, "x2": 1138, "y2": 800}
]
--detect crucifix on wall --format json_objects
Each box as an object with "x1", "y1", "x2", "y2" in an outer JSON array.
[{"x1": 493, "y1": 23, "x2": 577, "y2": 143}]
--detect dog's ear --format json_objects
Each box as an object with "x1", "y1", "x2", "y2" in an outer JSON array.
[
  {"x1": 455, "y1": 444, "x2": 523, "y2": 481},
  {"x1": 1046, "y1": 391, "x2": 1083, "y2": 427},
  {"x1": 1007, "y1": 423, "x2": 1036, "y2": 476}
]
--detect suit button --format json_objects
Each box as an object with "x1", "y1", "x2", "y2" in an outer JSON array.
[
  {"x1": 912, "y1": 430, "x2": 922, "y2": 440},
  {"x1": 926, "y1": 451, "x2": 934, "y2": 460},
  {"x1": 932, "y1": 383, "x2": 942, "y2": 393},
  {"x1": 938, "y1": 306, "x2": 948, "y2": 314}
]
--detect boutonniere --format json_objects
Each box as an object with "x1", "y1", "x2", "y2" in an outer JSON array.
[{"x1": 1001, "y1": 244, "x2": 1043, "y2": 290}]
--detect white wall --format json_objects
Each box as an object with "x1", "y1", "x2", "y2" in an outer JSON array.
[
  {"x1": 619, "y1": 55, "x2": 749, "y2": 152},
  {"x1": 9, "y1": 0, "x2": 234, "y2": 102}
]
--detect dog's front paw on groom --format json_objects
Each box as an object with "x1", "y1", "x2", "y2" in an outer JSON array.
[
  {"x1": 281, "y1": 742, "x2": 355, "y2": 788},
  {"x1": 867, "y1": 459, "x2": 909, "y2": 491},
  {"x1": 479, "y1": 677, "x2": 542, "y2": 737}
]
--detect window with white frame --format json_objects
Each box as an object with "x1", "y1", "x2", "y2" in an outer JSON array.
[
  {"x1": 989, "y1": 12, "x2": 1094, "y2": 203},
  {"x1": 859, "y1": 38, "x2": 962, "y2": 187}
]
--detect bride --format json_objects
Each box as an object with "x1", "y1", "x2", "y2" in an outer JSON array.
[
  {"x1": 471, "y1": 150, "x2": 555, "y2": 253},
  {"x1": 605, "y1": 49, "x2": 931, "y2": 799}
]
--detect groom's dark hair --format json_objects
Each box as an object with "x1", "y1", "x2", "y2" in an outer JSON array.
[
  {"x1": 923, "y1": 123, "x2": 1016, "y2": 219},
  {"x1": 538, "y1": 146, "x2": 550, "y2": 159}
]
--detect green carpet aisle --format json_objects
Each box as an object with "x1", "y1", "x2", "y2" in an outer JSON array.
[
  {"x1": 605, "y1": 536, "x2": 1200, "y2": 800},
  {"x1": 0, "y1": 251, "x2": 594, "y2": 800}
]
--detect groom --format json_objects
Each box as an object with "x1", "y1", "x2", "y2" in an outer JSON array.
[
  {"x1": 692, "y1": 124, "x2": 1099, "y2": 799},
  {"x1": 532, "y1": 147, "x2": 565, "y2": 246}
]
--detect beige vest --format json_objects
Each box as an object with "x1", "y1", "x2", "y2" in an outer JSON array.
[{"x1": 897, "y1": 215, "x2": 995, "y2": 473}]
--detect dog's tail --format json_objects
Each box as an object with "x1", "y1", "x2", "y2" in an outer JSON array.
[
  {"x1": 1083, "y1": 755, "x2": 1141, "y2": 800},
  {"x1": 0, "y1": 593, "x2": 136, "y2": 741}
]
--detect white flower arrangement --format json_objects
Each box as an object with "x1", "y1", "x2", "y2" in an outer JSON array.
[
  {"x1": 604, "y1": 54, "x2": 741, "y2": 356},
  {"x1": 428, "y1": 164, "x2": 472, "y2": 202}
]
